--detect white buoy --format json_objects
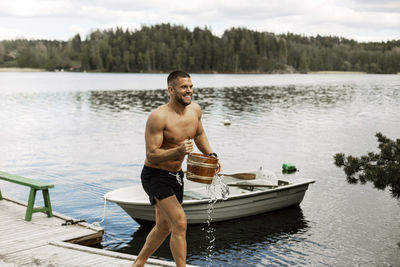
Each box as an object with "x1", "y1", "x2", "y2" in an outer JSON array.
[{"x1": 223, "y1": 119, "x2": 231, "y2": 126}]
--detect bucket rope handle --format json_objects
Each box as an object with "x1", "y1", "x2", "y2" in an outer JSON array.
[
  {"x1": 186, "y1": 172, "x2": 214, "y2": 181},
  {"x1": 187, "y1": 159, "x2": 218, "y2": 168}
]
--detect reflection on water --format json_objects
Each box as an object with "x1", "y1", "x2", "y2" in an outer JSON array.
[
  {"x1": 85, "y1": 84, "x2": 357, "y2": 115},
  {"x1": 83, "y1": 81, "x2": 399, "y2": 122},
  {"x1": 117, "y1": 206, "x2": 309, "y2": 266},
  {"x1": 1, "y1": 73, "x2": 399, "y2": 266},
  {"x1": 88, "y1": 89, "x2": 169, "y2": 112}
]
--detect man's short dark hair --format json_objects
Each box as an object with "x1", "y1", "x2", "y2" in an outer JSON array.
[{"x1": 167, "y1": 70, "x2": 190, "y2": 86}]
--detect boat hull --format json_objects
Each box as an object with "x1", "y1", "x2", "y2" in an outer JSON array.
[
  {"x1": 105, "y1": 178, "x2": 314, "y2": 225},
  {"x1": 182, "y1": 183, "x2": 309, "y2": 224}
]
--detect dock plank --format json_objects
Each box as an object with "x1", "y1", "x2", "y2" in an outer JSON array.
[
  {"x1": 3, "y1": 242, "x2": 179, "y2": 267},
  {"x1": 0, "y1": 229, "x2": 97, "y2": 255},
  {"x1": 4, "y1": 244, "x2": 127, "y2": 266},
  {"x1": 0, "y1": 196, "x2": 193, "y2": 266}
]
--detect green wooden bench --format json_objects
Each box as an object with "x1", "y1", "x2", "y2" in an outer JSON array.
[{"x1": 0, "y1": 171, "x2": 54, "y2": 221}]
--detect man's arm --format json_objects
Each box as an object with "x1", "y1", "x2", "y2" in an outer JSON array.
[
  {"x1": 194, "y1": 119, "x2": 213, "y2": 156},
  {"x1": 194, "y1": 119, "x2": 221, "y2": 173},
  {"x1": 193, "y1": 105, "x2": 213, "y2": 155},
  {"x1": 145, "y1": 110, "x2": 192, "y2": 164},
  {"x1": 193, "y1": 105, "x2": 221, "y2": 172}
]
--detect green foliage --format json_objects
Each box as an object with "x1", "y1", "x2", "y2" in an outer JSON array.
[
  {"x1": 1, "y1": 24, "x2": 400, "y2": 73},
  {"x1": 334, "y1": 133, "x2": 400, "y2": 199}
]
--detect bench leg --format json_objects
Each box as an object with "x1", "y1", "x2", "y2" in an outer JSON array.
[
  {"x1": 42, "y1": 189, "x2": 53, "y2": 217},
  {"x1": 25, "y1": 188, "x2": 37, "y2": 221}
]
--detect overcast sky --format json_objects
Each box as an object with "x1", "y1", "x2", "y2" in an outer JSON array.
[{"x1": 0, "y1": 0, "x2": 399, "y2": 42}]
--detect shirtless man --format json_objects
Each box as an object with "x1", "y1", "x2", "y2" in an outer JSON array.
[{"x1": 132, "y1": 70, "x2": 220, "y2": 267}]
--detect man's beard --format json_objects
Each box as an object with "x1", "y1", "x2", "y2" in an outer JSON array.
[{"x1": 174, "y1": 90, "x2": 192, "y2": 106}]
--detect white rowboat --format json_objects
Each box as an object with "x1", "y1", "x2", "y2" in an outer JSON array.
[{"x1": 104, "y1": 168, "x2": 315, "y2": 224}]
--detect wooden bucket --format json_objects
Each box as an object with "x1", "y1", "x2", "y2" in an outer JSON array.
[{"x1": 186, "y1": 153, "x2": 218, "y2": 184}]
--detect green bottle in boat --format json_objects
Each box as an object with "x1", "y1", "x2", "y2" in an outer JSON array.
[{"x1": 282, "y1": 163, "x2": 297, "y2": 173}]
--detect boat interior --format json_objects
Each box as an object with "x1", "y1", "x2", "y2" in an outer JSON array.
[{"x1": 182, "y1": 174, "x2": 291, "y2": 201}]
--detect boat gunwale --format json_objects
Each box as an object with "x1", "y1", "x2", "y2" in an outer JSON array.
[{"x1": 105, "y1": 178, "x2": 315, "y2": 206}]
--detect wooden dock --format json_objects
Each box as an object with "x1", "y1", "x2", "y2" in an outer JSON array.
[{"x1": 0, "y1": 196, "x2": 190, "y2": 266}]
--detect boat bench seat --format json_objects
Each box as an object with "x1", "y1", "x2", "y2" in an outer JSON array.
[
  {"x1": 184, "y1": 190, "x2": 208, "y2": 200},
  {"x1": 0, "y1": 170, "x2": 54, "y2": 221},
  {"x1": 228, "y1": 181, "x2": 279, "y2": 191}
]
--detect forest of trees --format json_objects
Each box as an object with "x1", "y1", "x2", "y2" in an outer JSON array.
[{"x1": 0, "y1": 23, "x2": 399, "y2": 74}]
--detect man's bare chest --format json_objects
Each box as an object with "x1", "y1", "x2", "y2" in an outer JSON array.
[{"x1": 163, "y1": 114, "x2": 198, "y2": 143}]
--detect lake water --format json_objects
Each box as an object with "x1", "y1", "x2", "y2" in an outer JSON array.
[{"x1": 0, "y1": 72, "x2": 399, "y2": 266}]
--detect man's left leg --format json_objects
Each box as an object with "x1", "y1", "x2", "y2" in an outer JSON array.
[
  {"x1": 155, "y1": 195, "x2": 187, "y2": 267},
  {"x1": 131, "y1": 202, "x2": 171, "y2": 267}
]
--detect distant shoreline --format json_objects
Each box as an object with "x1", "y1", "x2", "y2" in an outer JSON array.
[
  {"x1": 0, "y1": 67, "x2": 46, "y2": 72},
  {"x1": 1, "y1": 67, "x2": 397, "y2": 75},
  {"x1": 308, "y1": 71, "x2": 367, "y2": 74}
]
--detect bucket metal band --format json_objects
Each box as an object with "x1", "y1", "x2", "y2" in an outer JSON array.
[
  {"x1": 187, "y1": 159, "x2": 217, "y2": 169},
  {"x1": 187, "y1": 172, "x2": 213, "y2": 181}
]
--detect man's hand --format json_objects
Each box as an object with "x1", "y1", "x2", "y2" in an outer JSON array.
[
  {"x1": 214, "y1": 161, "x2": 222, "y2": 174},
  {"x1": 178, "y1": 139, "x2": 194, "y2": 156},
  {"x1": 209, "y1": 154, "x2": 222, "y2": 174}
]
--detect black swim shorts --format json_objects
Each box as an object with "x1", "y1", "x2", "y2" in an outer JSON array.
[{"x1": 141, "y1": 165, "x2": 184, "y2": 205}]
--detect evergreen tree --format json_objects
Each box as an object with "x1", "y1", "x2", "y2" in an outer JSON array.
[{"x1": 334, "y1": 133, "x2": 400, "y2": 199}]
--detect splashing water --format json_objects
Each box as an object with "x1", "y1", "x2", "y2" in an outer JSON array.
[
  {"x1": 206, "y1": 174, "x2": 230, "y2": 223},
  {"x1": 217, "y1": 174, "x2": 230, "y2": 200},
  {"x1": 203, "y1": 174, "x2": 230, "y2": 266}
]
